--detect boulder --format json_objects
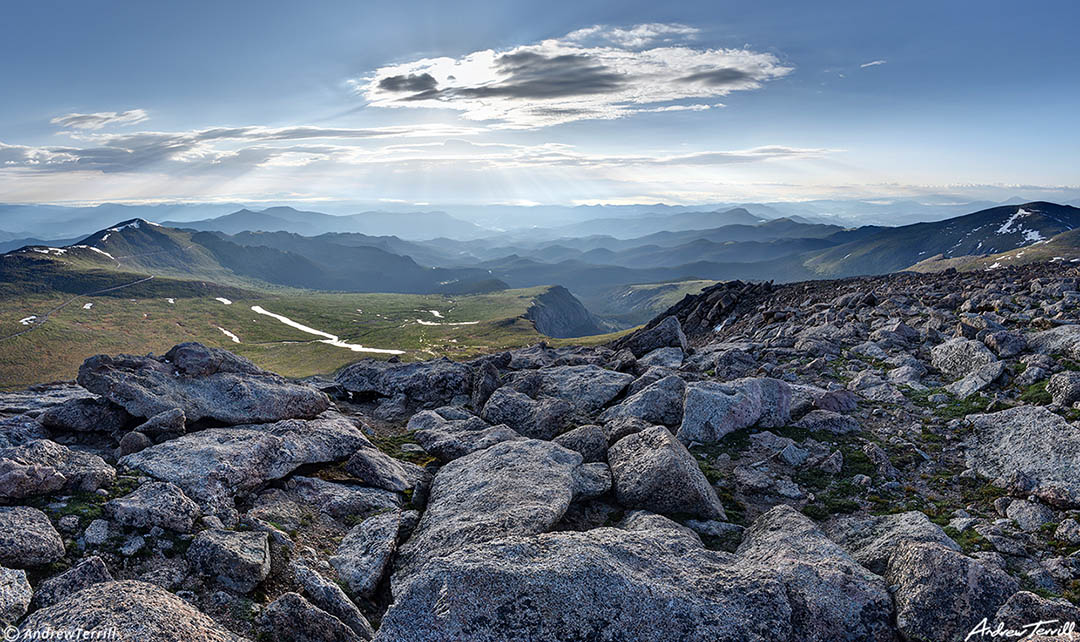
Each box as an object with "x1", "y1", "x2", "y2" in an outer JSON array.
[
  {"x1": 945, "y1": 361, "x2": 1006, "y2": 399},
  {"x1": 133, "y1": 407, "x2": 186, "y2": 436},
  {"x1": 1005, "y1": 499, "x2": 1056, "y2": 532},
  {"x1": 552, "y1": 425, "x2": 608, "y2": 463},
  {"x1": 608, "y1": 425, "x2": 725, "y2": 520},
  {"x1": 514, "y1": 365, "x2": 634, "y2": 415},
  {"x1": 20, "y1": 580, "x2": 244, "y2": 641},
  {"x1": 617, "y1": 510, "x2": 703, "y2": 546},
  {"x1": 105, "y1": 481, "x2": 201, "y2": 532},
  {"x1": 993, "y1": 591, "x2": 1080, "y2": 636},
  {"x1": 394, "y1": 439, "x2": 583, "y2": 581},
  {"x1": 824, "y1": 510, "x2": 961, "y2": 574},
  {"x1": 737, "y1": 505, "x2": 895, "y2": 642},
  {"x1": 0, "y1": 506, "x2": 65, "y2": 567},
  {"x1": 793, "y1": 410, "x2": 861, "y2": 434},
  {"x1": 187, "y1": 529, "x2": 270, "y2": 593},
  {"x1": 260, "y1": 592, "x2": 364, "y2": 642},
  {"x1": 78, "y1": 342, "x2": 329, "y2": 424},
  {"x1": 120, "y1": 412, "x2": 370, "y2": 519},
  {"x1": 470, "y1": 360, "x2": 501, "y2": 410},
  {"x1": 598, "y1": 375, "x2": 685, "y2": 427},
  {"x1": 613, "y1": 316, "x2": 688, "y2": 358},
  {"x1": 39, "y1": 396, "x2": 131, "y2": 433},
  {"x1": 1047, "y1": 371, "x2": 1080, "y2": 406},
  {"x1": 118, "y1": 430, "x2": 153, "y2": 456},
  {"x1": 677, "y1": 378, "x2": 791, "y2": 444},
  {"x1": 409, "y1": 409, "x2": 523, "y2": 462},
  {"x1": 292, "y1": 560, "x2": 375, "y2": 639},
  {"x1": 345, "y1": 446, "x2": 430, "y2": 493},
  {"x1": 965, "y1": 406, "x2": 1080, "y2": 507},
  {"x1": 31, "y1": 555, "x2": 113, "y2": 609},
  {"x1": 931, "y1": 337, "x2": 998, "y2": 379},
  {"x1": 377, "y1": 528, "x2": 791, "y2": 642},
  {"x1": 480, "y1": 388, "x2": 572, "y2": 439},
  {"x1": 0, "y1": 459, "x2": 65, "y2": 500},
  {"x1": 0, "y1": 439, "x2": 114, "y2": 495},
  {"x1": 637, "y1": 346, "x2": 684, "y2": 369},
  {"x1": 0, "y1": 415, "x2": 49, "y2": 449},
  {"x1": 886, "y1": 542, "x2": 1019, "y2": 642},
  {"x1": 0, "y1": 565, "x2": 31, "y2": 623},
  {"x1": 571, "y1": 462, "x2": 612, "y2": 500},
  {"x1": 984, "y1": 330, "x2": 1027, "y2": 358},
  {"x1": 336, "y1": 357, "x2": 471, "y2": 406},
  {"x1": 330, "y1": 510, "x2": 402, "y2": 598},
  {"x1": 287, "y1": 476, "x2": 401, "y2": 519}
]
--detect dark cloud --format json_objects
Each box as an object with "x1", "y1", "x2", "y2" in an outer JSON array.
[
  {"x1": 679, "y1": 68, "x2": 754, "y2": 86},
  {"x1": 378, "y1": 73, "x2": 438, "y2": 93},
  {"x1": 458, "y1": 52, "x2": 625, "y2": 99}
]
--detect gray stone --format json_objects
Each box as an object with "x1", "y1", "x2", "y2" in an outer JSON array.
[
  {"x1": 39, "y1": 396, "x2": 131, "y2": 433},
  {"x1": 931, "y1": 337, "x2": 998, "y2": 379},
  {"x1": 395, "y1": 439, "x2": 583, "y2": 581},
  {"x1": 106, "y1": 481, "x2": 201, "y2": 532},
  {"x1": 330, "y1": 510, "x2": 401, "y2": 598},
  {"x1": 1047, "y1": 371, "x2": 1080, "y2": 406},
  {"x1": 480, "y1": 388, "x2": 572, "y2": 440},
  {"x1": 0, "y1": 439, "x2": 114, "y2": 495},
  {"x1": 133, "y1": 407, "x2": 186, "y2": 436},
  {"x1": 0, "y1": 415, "x2": 49, "y2": 449},
  {"x1": 78, "y1": 342, "x2": 329, "y2": 423},
  {"x1": 1055, "y1": 518, "x2": 1080, "y2": 544},
  {"x1": 945, "y1": 360, "x2": 1006, "y2": 399},
  {"x1": 518, "y1": 365, "x2": 634, "y2": 415},
  {"x1": 608, "y1": 425, "x2": 725, "y2": 520},
  {"x1": 737, "y1": 505, "x2": 894, "y2": 642},
  {"x1": 336, "y1": 357, "x2": 472, "y2": 406},
  {"x1": 345, "y1": 446, "x2": 430, "y2": 493},
  {"x1": 118, "y1": 430, "x2": 153, "y2": 456},
  {"x1": 677, "y1": 378, "x2": 791, "y2": 444},
  {"x1": 260, "y1": 592, "x2": 363, "y2": 642},
  {"x1": 984, "y1": 330, "x2": 1027, "y2": 358},
  {"x1": 121, "y1": 412, "x2": 370, "y2": 519},
  {"x1": 636, "y1": 346, "x2": 684, "y2": 369},
  {"x1": 0, "y1": 458, "x2": 65, "y2": 500},
  {"x1": 613, "y1": 315, "x2": 688, "y2": 358},
  {"x1": 1005, "y1": 499, "x2": 1056, "y2": 532},
  {"x1": 601, "y1": 416, "x2": 652, "y2": 444},
  {"x1": 83, "y1": 519, "x2": 109, "y2": 546},
  {"x1": 965, "y1": 406, "x2": 1080, "y2": 507},
  {"x1": 0, "y1": 565, "x2": 31, "y2": 624},
  {"x1": 0, "y1": 506, "x2": 64, "y2": 567},
  {"x1": 409, "y1": 409, "x2": 523, "y2": 462},
  {"x1": 291, "y1": 560, "x2": 375, "y2": 640},
  {"x1": 824, "y1": 510, "x2": 961, "y2": 574},
  {"x1": 31, "y1": 555, "x2": 113, "y2": 609},
  {"x1": 377, "y1": 528, "x2": 790, "y2": 642},
  {"x1": 598, "y1": 375, "x2": 685, "y2": 427},
  {"x1": 20, "y1": 580, "x2": 244, "y2": 641},
  {"x1": 886, "y1": 542, "x2": 1019, "y2": 642},
  {"x1": 288, "y1": 476, "x2": 401, "y2": 519},
  {"x1": 187, "y1": 529, "x2": 270, "y2": 593},
  {"x1": 119, "y1": 535, "x2": 145, "y2": 557},
  {"x1": 793, "y1": 410, "x2": 861, "y2": 434},
  {"x1": 552, "y1": 425, "x2": 608, "y2": 463},
  {"x1": 571, "y1": 462, "x2": 612, "y2": 500},
  {"x1": 993, "y1": 591, "x2": 1080, "y2": 635},
  {"x1": 617, "y1": 510, "x2": 702, "y2": 546}
]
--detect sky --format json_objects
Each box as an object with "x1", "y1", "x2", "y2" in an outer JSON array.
[{"x1": 0, "y1": 0, "x2": 1077, "y2": 207}]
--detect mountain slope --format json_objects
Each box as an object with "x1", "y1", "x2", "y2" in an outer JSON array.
[
  {"x1": 164, "y1": 206, "x2": 491, "y2": 240},
  {"x1": 907, "y1": 227, "x2": 1080, "y2": 273},
  {"x1": 802, "y1": 202, "x2": 1080, "y2": 277}
]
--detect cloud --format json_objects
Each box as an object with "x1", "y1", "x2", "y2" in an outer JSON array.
[
  {"x1": 860, "y1": 60, "x2": 887, "y2": 68},
  {"x1": 353, "y1": 24, "x2": 791, "y2": 128},
  {"x1": 50, "y1": 109, "x2": 149, "y2": 130}
]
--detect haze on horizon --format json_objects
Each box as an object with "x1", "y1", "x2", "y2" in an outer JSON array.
[{"x1": 0, "y1": 0, "x2": 1077, "y2": 210}]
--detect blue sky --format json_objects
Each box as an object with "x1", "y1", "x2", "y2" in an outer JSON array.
[{"x1": 0, "y1": 0, "x2": 1077, "y2": 206}]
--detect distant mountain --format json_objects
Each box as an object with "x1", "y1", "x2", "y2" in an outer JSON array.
[
  {"x1": 0, "y1": 203, "x2": 241, "y2": 238},
  {"x1": 907, "y1": 227, "x2": 1080, "y2": 273},
  {"x1": 223, "y1": 230, "x2": 458, "y2": 268},
  {"x1": 542, "y1": 208, "x2": 766, "y2": 240},
  {"x1": 163, "y1": 206, "x2": 491, "y2": 241},
  {"x1": 802, "y1": 202, "x2": 1080, "y2": 277},
  {"x1": 1, "y1": 219, "x2": 493, "y2": 295}
]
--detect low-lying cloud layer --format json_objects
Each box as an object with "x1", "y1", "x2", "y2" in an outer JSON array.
[
  {"x1": 50, "y1": 109, "x2": 149, "y2": 130},
  {"x1": 355, "y1": 23, "x2": 792, "y2": 128}
]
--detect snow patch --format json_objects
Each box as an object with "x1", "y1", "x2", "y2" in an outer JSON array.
[
  {"x1": 72, "y1": 245, "x2": 115, "y2": 260},
  {"x1": 250, "y1": 305, "x2": 404, "y2": 354},
  {"x1": 166, "y1": 298, "x2": 175, "y2": 304},
  {"x1": 82, "y1": 303, "x2": 93, "y2": 310},
  {"x1": 429, "y1": 310, "x2": 444, "y2": 318},
  {"x1": 108, "y1": 220, "x2": 142, "y2": 232},
  {"x1": 216, "y1": 326, "x2": 240, "y2": 343},
  {"x1": 215, "y1": 298, "x2": 232, "y2": 305},
  {"x1": 18, "y1": 316, "x2": 37, "y2": 325},
  {"x1": 416, "y1": 319, "x2": 480, "y2": 326}
]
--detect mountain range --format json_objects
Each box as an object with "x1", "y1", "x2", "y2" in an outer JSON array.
[{"x1": 4, "y1": 200, "x2": 1079, "y2": 328}]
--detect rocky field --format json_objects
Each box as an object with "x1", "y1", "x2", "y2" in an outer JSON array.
[{"x1": 3, "y1": 263, "x2": 1080, "y2": 640}]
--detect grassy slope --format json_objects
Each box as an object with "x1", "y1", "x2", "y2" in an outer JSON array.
[
  {"x1": 906, "y1": 228, "x2": 1080, "y2": 273},
  {"x1": 0, "y1": 287, "x2": 628, "y2": 390}
]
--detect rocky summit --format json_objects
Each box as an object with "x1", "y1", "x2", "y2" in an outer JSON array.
[{"x1": 6, "y1": 263, "x2": 1080, "y2": 640}]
